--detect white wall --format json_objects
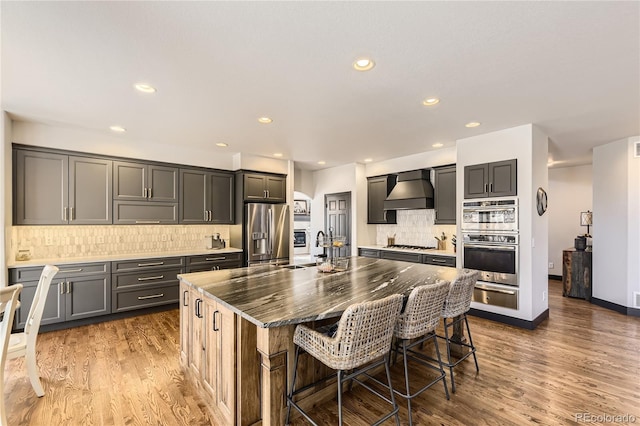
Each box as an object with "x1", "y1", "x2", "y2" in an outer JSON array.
[
  {"x1": 593, "y1": 136, "x2": 640, "y2": 308},
  {"x1": 456, "y1": 124, "x2": 549, "y2": 322},
  {"x1": 365, "y1": 147, "x2": 456, "y2": 177},
  {"x1": 232, "y1": 152, "x2": 289, "y2": 174},
  {"x1": 12, "y1": 120, "x2": 237, "y2": 170},
  {"x1": 1, "y1": 113, "x2": 11, "y2": 288},
  {"x1": 293, "y1": 168, "x2": 314, "y2": 197},
  {"x1": 548, "y1": 165, "x2": 593, "y2": 276}
]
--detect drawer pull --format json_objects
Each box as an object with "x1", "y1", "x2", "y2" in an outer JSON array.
[
  {"x1": 138, "y1": 293, "x2": 164, "y2": 300},
  {"x1": 135, "y1": 220, "x2": 161, "y2": 224},
  {"x1": 137, "y1": 262, "x2": 164, "y2": 267},
  {"x1": 58, "y1": 268, "x2": 83, "y2": 273},
  {"x1": 212, "y1": 310, "x2": 220, "y2": 331},
  {"x1": 205, "y1": 257, "x2": 226, "y2": 261},
  {"x1": 429, "y1": 258, "x2": 448, "y2": 263},
  {"x1": 137, "y1": 275, "x2": 164, "y2": 281},
  {"x1": 183, "y1": 290, "x2": 189, "y2": 306}
]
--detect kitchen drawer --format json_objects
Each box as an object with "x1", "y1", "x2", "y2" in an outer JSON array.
[
  {"x1": 185, "y1": 263, "x2": 239, "y2": 273},
  {"x1": 358, "y1": 248, "x2": 380, "y2": 258},
  {"x1": 422, "y1": 255, "x2": 456, "y2": 267},
  {"x1": 112, "y1": 283, "x2": 179, "y2": 312},
  {"x1": 186, "y1": 252, "x2": 241, "y2": 266},
  {"x1": 112, "y1": 256, "x2": 184, "y2": 272},
  {"x1": 113, "y1": 267, "x2": 182, "y2": 290},
  {"x1": 473, "y1": 284, "x2": 518, "y2": 310},
  {"x1": 380, "y1": 251, "x2": 422, "y2": 263},
  {"x1": 10, "y1": 262, "x2": 109, "y2": 283}
]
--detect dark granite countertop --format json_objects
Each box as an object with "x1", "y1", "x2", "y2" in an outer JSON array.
[{"x1": 178, "y1": 256, "x2": 458, "y2": 328}]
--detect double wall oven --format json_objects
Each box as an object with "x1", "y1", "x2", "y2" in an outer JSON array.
[{"x1": 462, "y1": 198, "x2": 519, "y2": 310}]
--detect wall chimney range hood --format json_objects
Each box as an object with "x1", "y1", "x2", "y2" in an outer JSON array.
[{"x1": 383, "y1": 169, "x2": 434, "y2": 210}]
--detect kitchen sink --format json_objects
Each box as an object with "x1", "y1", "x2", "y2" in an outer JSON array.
[{"x1": 280, "y1": 262, "x2": 316, "y2": 270}]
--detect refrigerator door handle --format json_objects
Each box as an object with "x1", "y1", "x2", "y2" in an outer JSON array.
[{"x1": 267, "y1": 208, "x2": 273, "y2": 255}]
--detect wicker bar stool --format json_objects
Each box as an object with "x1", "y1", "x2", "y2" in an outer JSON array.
[
  {"x1": 440, "y1": 269, "x2": 480, "y2": 393},
  {"x1": 391, "y1": 280, "x2": 452, "y2": 426},
  {"x1": 285, "y1": 294, "x2": 404, "y2": 426}
]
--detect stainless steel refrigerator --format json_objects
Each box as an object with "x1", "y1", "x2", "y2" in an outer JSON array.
[{"x1": 245, "y1": 203, "x2": 290, "y2": 266}]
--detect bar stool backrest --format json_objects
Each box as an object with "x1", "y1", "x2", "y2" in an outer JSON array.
[
  {"x1": 442, "y1": 269, "x2": 479, "y2": 318},
  {"x1": 395, "y1": 280, "x2": 450, "y2": 340},
  {"x1": 331, "y1": 294, "x2": 403, "y2": 370}
]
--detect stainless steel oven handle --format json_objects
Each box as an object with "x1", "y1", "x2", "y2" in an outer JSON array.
[
  {"x1": 464, "y1": 244, "x2": 516, "y2": 250},
  {"x1": 475, "y1": 284, "x2": 516, "y2": 295}
]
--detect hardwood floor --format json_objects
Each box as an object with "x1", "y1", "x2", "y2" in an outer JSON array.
[{"x1": 5, "y1": 281, "x2": 640, "y2": 425}]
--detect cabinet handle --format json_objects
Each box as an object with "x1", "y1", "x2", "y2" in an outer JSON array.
[
  {"x1": 212, "y1": 310, "x2": 220, "y2": 331},
  {"x1": 148, "y1": 187, "x2": 152, "y2": 199},
  {"x1": 138, "y1": 293, "x2": 164, "y2": 300},
  {"x1": 195, "y1": 298, "x2": 202, "y2": 318},
  {"x1": 137, "y1": 262, "x2": 164, "y2": 267},
  {"x1": 489, "y1": 182, "x2": 493, "y2": 193},
  {"x1": 60, "y1": 282, "x2": 64, "y2": 294},
  {"x1": 58, "y1": 268, "x2": 83, "y2": 273},
  {"x1": 70, "y1": 207, "x2": 75, "y2": 221},
  {"x1": 205, "y1": 257, "x2": 226, "y2": 261},
  {"x1": 66, "y1": 281, "x2": 72, "y2": 294},
  {"x1": 183, "y1": 290, "x2": 189, "y2": 306},
  {"x1": 143, "y1": 188, "x2": 148, "y2": 198},
  {"x1": 484, "y1": 183, "x2": 488, "y2": 193},
  {"x1": 137, "y1": 275, "x2": 164, "y2": 281},
  {"x1": 209, "y1": 210, "x2": 212, "y2": 221},
  {"x1": 204, "y1": 210, "x2": 208, "y2": 221},
  {"x1": 383, "y1": 210, "x2": 387, "y2": 221},
  {"x1": 63, "y1": 207, "x2": 68, "y2": 221},
  {"x1": 429, "y1": 258, "x2": 448, "y2": 263},
  {"x1": 266, "y1": 189, "x2": 270, "y2": 198},
  {"x1": 135, "y1": 221, "x2": 161, "y2": 224}
]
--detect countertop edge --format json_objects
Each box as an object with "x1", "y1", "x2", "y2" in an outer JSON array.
[
  {"x1": 9, "y1": 247, "x2": 244, "y2": 268},
  {"x1": 358, "y1": 245, "x2": 456, "y2": 257}
]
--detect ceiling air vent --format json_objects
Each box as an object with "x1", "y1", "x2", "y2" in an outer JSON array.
[{"x1": 634, "y1": 141, "x2": 640, "y2": 158}]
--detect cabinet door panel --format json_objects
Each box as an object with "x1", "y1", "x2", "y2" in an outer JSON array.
[
  {"x1": 148, "y1": 165, "x2": 179, "y2": 202},
  {"x1": 216, "y1": 304, "x2": 236, "y2": 423},
  {"x1": 69, "y1": 156, "x2": 113, "y2": 224},
  {"x1": 489, "y1": 159, "x2": 517, "y2": 197},
  {"x1": 113, "y1": 201, "x2": 178, "y2": 224},
  {"x1": 434, "y1": 166, "x2": 456, "y2": 224},
  {"x1": 179, "y1": 281, "x2": 191, "y2": 365},
  {"x1": 243, "y1": 174, "x2": 266, "y2": 200},
  {"x1": 180, "y1": 169, "x2": 208, "y2": 224},
  {"x1": 15, "y1": 150, "x2": 68, "y2": 224},
  {"x1": 265, "y1": 176, "x2": 286, "y2": 202},
  {"x1": 210, "y1": 172, "x2": 234, "y2": 223},
  {"x1": 114, "y1": 161, "x2": 147, "y2": 200},
  {"x1": 189, "y1": 288, "x2": 204, "y2": 377},
  {"x1": 15, "y1": 281, "x2": 65, "y2": 329},
  {"x1": 203, "y1": 298, "x2": 217, "y2": 398},
  {"x1": 66, "y1": 275, "x2": 111, "y2": 321},
  {"x1": 464, "y1": 164, "x2": 489, "y2": 199},
  {"x1": 367, "y1": 176, "x2": 397, "y2": 224}
]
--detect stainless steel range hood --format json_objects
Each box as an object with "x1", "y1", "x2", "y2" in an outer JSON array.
[{"x1": 383, "y1": 170, "x2": 434, "y2": 210}]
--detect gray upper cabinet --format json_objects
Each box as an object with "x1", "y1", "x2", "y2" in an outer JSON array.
[
  {"x1": 434, "y1": 165, "x2": 456, "y2": 224},
  {"x1": 114, "y1": 161, "x2": 179, "y2": 224},
  {"x1": 242, "y1": 173, "x2": 286, "y2": 202},
  {"x1": 367, "y1": 175, "x2": 397, "y2": 224},
  {"x1": 179, "y1": 168, "x2": 234, "y2": 224},
  {"x1": 464, "y1": 159, "x2": 517, "y2": 199},
  {"x1": 14, "y1": 149, "x2": 112, "y2": 225}
]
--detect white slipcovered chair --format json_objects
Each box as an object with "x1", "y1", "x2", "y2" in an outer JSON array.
[
  {"x1": 1, "y1": 284, "x2": 23, "y2": 426},
  {"x1": 7, "y1": 265, "x2": 59, "y2": 397}
]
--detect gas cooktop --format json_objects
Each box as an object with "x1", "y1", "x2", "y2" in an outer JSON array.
[{"x1": 384, "y1": 244, "x2": 437, "y2": 250}]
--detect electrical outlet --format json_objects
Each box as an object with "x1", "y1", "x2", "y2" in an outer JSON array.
[
  {"x1": 97, "y1": 236, "x2": 105, "y2": 244},
  {"x1": 543, "y1": 291, "x2": 547, "y2": 301},
  {"x1": 548, "y1": 262, "x2": 554, "y2": 269},
  {"x1": 161, "y1": 234, "x2": 168, "y2": 241},
  {"x1": 45, "y1": 237, "x2": 54, "y2": 246}
]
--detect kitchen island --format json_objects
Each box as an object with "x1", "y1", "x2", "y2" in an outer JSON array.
[{"x1": 178, "y1": 256, "x2": 458, "y2": 425}]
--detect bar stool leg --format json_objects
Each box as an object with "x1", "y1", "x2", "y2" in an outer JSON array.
[
  {"x1": 384, "y1": 354, "x2": 401, "y2": 426},
  {"x1": 464, "y1": 314, "x2": 479, "y2": 372},
  {"x1": 337, "y1": 370, "x2": 344, "y2": 426},
  {"x1": 443, "y1": 317, "x2": 456, "y2": 393},
  {"x1": 285, "y1": 346, "x2": 301, "y2": 425},
  {"x1": 401, "y1": 340, "x2": 414, "y2": 426},
  {"x1": 432, "y1": 334, "x2": 450, "y2": 400}
]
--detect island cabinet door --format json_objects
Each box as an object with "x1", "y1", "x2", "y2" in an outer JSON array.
[
  {"x1": 189, "y1": 287, "x2": 205, "y2": 377},
  {"x1": 203, "y1": 298, "x2": 236, "y2": 425},
  {"x1": 179, "y1": 281, "x2": 191, "y2": 365}
]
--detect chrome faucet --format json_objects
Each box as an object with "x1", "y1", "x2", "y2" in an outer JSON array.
[{"x1": 315, "y1": 230, "x2": 325, "y2": 247}]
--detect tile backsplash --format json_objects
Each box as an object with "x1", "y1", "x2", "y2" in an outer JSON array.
[
  {"x1": 11, "y1": 225, "x2": 233, "y2": 260},
  {"x1": 376, "y1": 210, "x2": 456, "y2": 249}
]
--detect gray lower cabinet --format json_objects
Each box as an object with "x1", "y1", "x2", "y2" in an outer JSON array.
[
  {"x1": 434, "y1": 165, "x2": 456, "y2": 224},
  {"x1": 180, "y1": 168, "x2": 234, "y2": 224},
  {"x1": 14, "y1": 149, "x2": 112, "y2": 225},
  {"x1": 185, "y1": 252, "x2": 242, "y2": 272},
  {"x1": 358, "y1": 248, "x2": 381, "y2": 258},
  {"x1": 422, "y1": 254, "x2": 456, "y2": 267},
  {"x1": 111, "y1": 257, "x2": 184, "y2": 312},
  {"x1": 113, "y1": 161, "x2": 179, "y2": 224},
  {"x1": 380, "y1": 250, "x2": 422, "y2": 263},
  {"x1": 9, "y1": 262, "x2": 111, "y2": 329}
]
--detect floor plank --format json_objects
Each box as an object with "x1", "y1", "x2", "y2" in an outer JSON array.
[{"x1": 4, "y1": 281, "x2": 640, "y2": 425}]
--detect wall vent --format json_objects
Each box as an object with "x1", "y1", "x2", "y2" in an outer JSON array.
[
  {"x1": 635, "y1": 141, "x2": 640, "y2": 158},
  {"x1": 634, "y1": 292, "x2": 640, "y2": 308}
]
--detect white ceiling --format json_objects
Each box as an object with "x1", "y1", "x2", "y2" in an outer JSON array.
[{"x1": 2, "y1": 2, "x2": 639, "y2": 170}]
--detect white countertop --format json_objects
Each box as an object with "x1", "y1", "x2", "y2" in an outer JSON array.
[
  {"x1": 358, "y1": 245, "x2": 457, "y2": 257},
  {"x1": 8, "y1": 247, "x2": 243, "y2": 268}
]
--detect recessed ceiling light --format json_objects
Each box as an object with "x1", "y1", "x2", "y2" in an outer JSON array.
[
  {"x1": 134, "y1": 83, "x2": 156, "y2": 93},
  {"x1": 422, "y1": 98, "x2": 440, "y2": 106},
  {"x1": 110, "y1": 125, "x2": 126, "y2": 132},
  {"x1": 353, "y1": 58, "x2": 375, "y2": 71},
  {"x1": 258, "y1": 117, "x2": 273, "y2": 124},
  {"x1": 364, "y1": 158, "x2": 373, "y2": 163},
  {"x1": 465, "y1": 121, "x2": 481, "y2": 128},
  {"x1": 432, "y1": 143, "x2": 444, "y2": 148},
  {"x1": 273, "y1": 153, "x2": 283, "y2": 157},
  {"x1": 216, "y1": 142, "x2": 228, "y2": 147},
  {"x1": 317, "y1": 161, "x2": 326, "y2": 165}
]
